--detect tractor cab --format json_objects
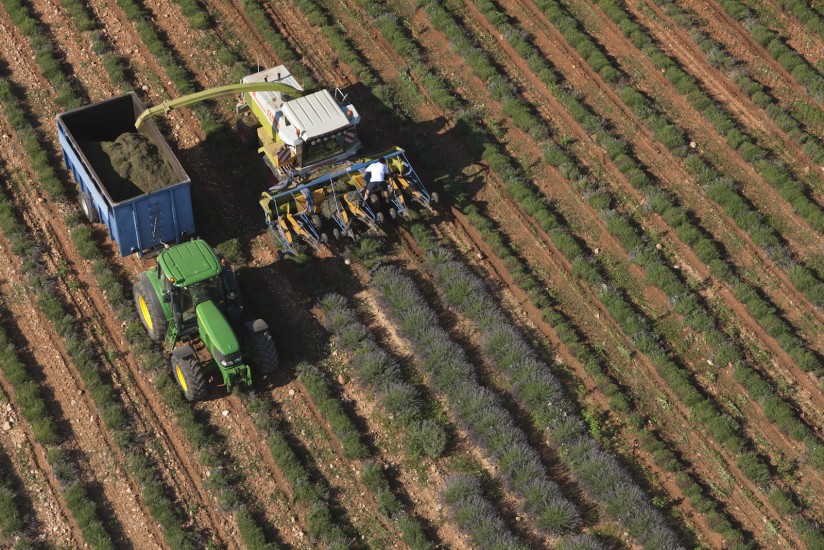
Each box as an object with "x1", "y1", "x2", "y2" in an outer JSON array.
[{"x1": 156, "y1": 240, "x2": 240, "y2": 342}]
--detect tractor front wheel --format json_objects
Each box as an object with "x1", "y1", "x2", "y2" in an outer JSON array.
[
  {"x1": 247, "y1": 320, "x2": 279, "y2": 374},
  {"x1": 171, "y1": 346, "x2": 207, "y2": 401},
  {"x1": 133, "y1": 273, "x2": 167, "y2": 341}
]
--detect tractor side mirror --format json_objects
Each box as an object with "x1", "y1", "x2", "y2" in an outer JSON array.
[{"x1": 162, "y1": 290, "x2": 172, "y2": 303}]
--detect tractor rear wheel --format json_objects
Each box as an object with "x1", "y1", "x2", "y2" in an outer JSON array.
[
  {"x1": 171, "y1": 346, "x2": 207, "y2": 401},
  {"x1": 79, "y1": 192, "x2": 99, "y2": 223},
  {"x1": 133, "y1": 273, "x2": 167, "y2": 341},
  {"x1": 247, "y1": 320, "x2": 279, "y2": 374}
]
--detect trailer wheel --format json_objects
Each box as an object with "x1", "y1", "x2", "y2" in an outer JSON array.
[
  {"x1": 79, "y1": 192, "x2": 98, "y2": 223},
  {"x1": 430, "y1": 192, "x2": 439, "y2": 205},
  {"x1": 333, "y1": 227, "x2": 341, "y2": 240},
  {"x1": 369, "y1": 194, "x2": 380, "y2": 206},
  {"x1": 133, "y1": 273, "x2": 167, "y2": 341},
  {"x1": 389, "y1": 207, "x2": 397, "y2": 220},
  {"x1": 320, "y1": 233, "x2": 329, "y2": 244},
  {"x1": 376, "y1": 211, "x2": 386, "y2": 225},
  {"x1": 311, "y1": 214, "x2": 322, "y2": 228},
  {"x1": 247, "y1": 320, "x2": 279, "y2": 374},
  {"x1": 236, "y1": 118, "x2": 258, "y2": 150},
  {"x1": 171, "y1": 346, "x2": 207, "y2": 401}
]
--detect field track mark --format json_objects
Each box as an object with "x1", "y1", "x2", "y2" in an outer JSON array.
[
  {"x1": 566, "y1": 0, "x2": 823, "y2": 259},
  {"x1": 636, "y1": 0, "x2": 824, "y2": 205},
  {"x1": 502, "y1": 0, "x2": 824, "y2": 350},
  {"x1": 0, "y1": 327, "x2": 83, "y2": 549},
  {"x1": 685, "y1": 0, "x2": 806, "y2": 95},
  {"x1": 455, "y1": 0, "x2": 824, "y2": 483},
  {"x1": 475, "y1": 178, "x2": 789, "y2": 544},
  {"x1": 32, "y1": 0, "x2": 118, "y2": 102},
  {"x1": 0, "y1": 180, "x2": 164, "y2": 547},
  {"x1": 397, "y1": 222, "x2": 730, "y2": 548},
  {"x1": 140, "y1": 0, "x2": 227, "y2": 90},
  {"x1": 761, "y1": 0, "x2": 824, "y2": 65},
  {"x1": 222, "y1": 390, "x2": 326, "y2": 549},
  {"x1": 292, "y1": 0, "x2": 784, "y2": 544},
  {"x1": 0, "y1": 8, "x2": 246, "y2": 544},
  {"x1": 82, "y1": 0, "x2": 206, "y2": 142}
]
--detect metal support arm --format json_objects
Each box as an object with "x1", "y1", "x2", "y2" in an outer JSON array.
[{"x1": 135, "y1": 82, "x2": 303, "y2": 129}]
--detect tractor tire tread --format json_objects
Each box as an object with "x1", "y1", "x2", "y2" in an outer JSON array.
[
  {"x1": 133, "y1": 273, "x2": 167, "y2": 341},
  {"x1": 172, "y1": 346, "x2": 208, "y2": 402},
  {"x1": 249, "y1": 324, "x2": 279, "y2": 374}
]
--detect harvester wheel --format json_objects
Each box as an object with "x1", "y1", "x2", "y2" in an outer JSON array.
[
  {"x1": 333, "y1": 227, "x2": 341, "y2": 240},
  {"x1": 133, "y1": 273, "x2": 167, "y2": 341},
  {"x1": 389, "y1": 207, "x2": 397, "y2": 220},
  {"x1": 171, "y1": 346, "x2": 207, "y2": 401},
  {"x1": 376, "y1": 211, "x2": 386, "y2": 225},
  {"x1": 430, "y1": 192, "x2": 440, "y2": 205},
  {"x1": 80, "y1": 192, "x2": 99, "y2": 223},
  {"x1": 236, "y1": 118, "x2": 258, "y2": 150},
  {"x1": 247, "y1": 320, "x2": 279, "y2": 374}
]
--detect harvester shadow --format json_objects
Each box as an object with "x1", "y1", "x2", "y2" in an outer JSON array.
[
  {"x1": 236, "y1": 255, "x2": 364, "y2": 384},
  {"x1": 339, "y1": 82, "x2": 488, "y2": 208},
  {"x1": 240, "y1": 251, "x2": 452, "y2": 547},
  {"x1": 240, "y1": 256, "x2": 376, "y2": 547}
]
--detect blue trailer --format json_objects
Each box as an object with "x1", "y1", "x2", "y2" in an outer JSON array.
[{"x1": 57, "y1": 93, "x2": 195, "y2": 257}]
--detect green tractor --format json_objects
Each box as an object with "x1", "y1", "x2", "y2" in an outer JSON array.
[{"x1": 132, "y1": 239, "x2": 278, "y2": 401}]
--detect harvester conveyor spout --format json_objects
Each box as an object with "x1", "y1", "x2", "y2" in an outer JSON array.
[{"x1": 134, "y1": 82, "x2": 304, "y2": 129}]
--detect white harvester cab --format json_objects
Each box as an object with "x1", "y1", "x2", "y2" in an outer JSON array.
[{"x1": 238, "y1": 65, "x2": 362, "y2": 187}]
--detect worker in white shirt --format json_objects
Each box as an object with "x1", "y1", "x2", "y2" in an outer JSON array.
[{"x1": 362, "y1": 158, "x2": 391, "y2": 202}]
